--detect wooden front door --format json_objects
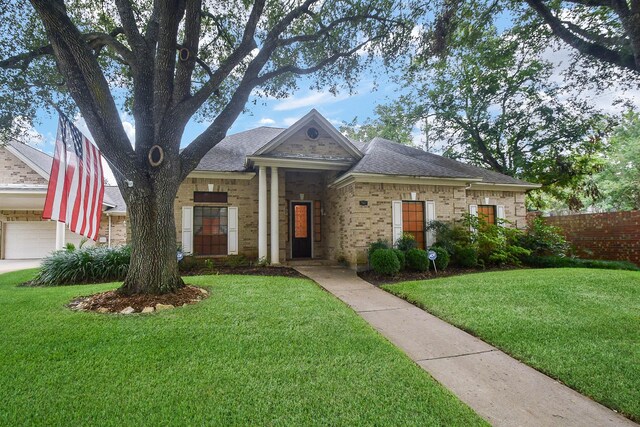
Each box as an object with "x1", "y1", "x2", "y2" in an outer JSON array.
[{"x1": 291, "y1": 202, "x2": 312, "y2": 258}]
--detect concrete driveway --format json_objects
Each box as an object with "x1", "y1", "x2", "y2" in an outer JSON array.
[{"x1": 0, "y1": 259, "x2": 41, "y2": 274}]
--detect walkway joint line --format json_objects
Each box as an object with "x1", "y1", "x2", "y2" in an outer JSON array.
[
  {"x1": 416, "y1": 349, "x2": 497, "y2": 362},
  {"x1": 356, "y1": 307, "x2": 406, "y2": 314}
]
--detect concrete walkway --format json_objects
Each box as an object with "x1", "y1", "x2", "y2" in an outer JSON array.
[
  {"x1": 0, "y1": 259, "x2": 41, "y2": 274},
  {"x1": 295, "y1": 266, "x2": 636, "y2": 427}
]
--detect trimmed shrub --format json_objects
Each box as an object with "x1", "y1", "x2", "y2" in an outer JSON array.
[
  {"x1": 406, "y1": 248, "x2": 429, "y2": 272},
  {"x1": 524, "y1": 255, "x2": 640, "y2": 271},
  {"x1": 521, "y1": 218, "x2": 570, "y2": 257},
  {"x1": 32, "y1": 245, "x2": 131, "y2": 286},
  {"x1": 451, "y1": 244, "x2": 478, "y2": 268},
  {"x1": 428, "y1": 246, "x2": 450, "y2": 271},
  {"x1": 392, "y1": 249, "x2": 406, "y2": 270},
  {"x1": 370, "y1": 249, "x2": 401, "y2": 276},
  {"x1": 368, "y1": 239, "x2": 390, "y2": 262},
  {"x1": 395, "y1": 233, "x2": 417, "y2": 252}
]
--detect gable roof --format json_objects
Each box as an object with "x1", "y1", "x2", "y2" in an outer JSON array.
[
  {"x1": 195, "y1": 127, "x2": 285, "y2": 172},
  {"x1": 196, "y1": 112, "x2": 538, "y2": 188},
  {"x1": 253, "y1": 109, "x2": 363, "y2": 159},
  {"x1": 6, "y1": 140, "x2": 53, "y2": 180},
  {"x1": 3, "y1": 140, "x2": 126, "y2": 210}
]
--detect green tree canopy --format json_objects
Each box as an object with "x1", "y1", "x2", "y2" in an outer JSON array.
[
  {"x1": 0, "y1": 0, "x2": 420, "y2": 294},
  {"x1": 351, "y1": 4, "x2": 612, "y2": 208},
  {"x1": 592, "y1": 111, "x2": 640, "y2": 210}
]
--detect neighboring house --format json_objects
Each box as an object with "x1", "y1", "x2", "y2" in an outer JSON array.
[
  {"x1": 0, "y1": 140, "x2": 126, "y2": 259},
  {"x1": 1, "y1": 109, "x2": 540, "y2": 265},
  {"x1": 175, "y1": 109, "x2": 539, "y2": 266}
]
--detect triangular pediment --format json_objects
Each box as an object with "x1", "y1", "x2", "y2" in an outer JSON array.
[{"x1": 253, "y1": 110, "x2": 363, "y2": 161}]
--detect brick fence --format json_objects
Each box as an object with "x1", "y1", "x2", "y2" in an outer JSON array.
[{"x1": 529, "y1": 211, "x2": 640, "y2": 266}]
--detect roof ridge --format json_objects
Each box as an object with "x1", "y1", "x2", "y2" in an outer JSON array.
[{"x1": 8, "y1": 140, "x2": 52, "y2": 158}]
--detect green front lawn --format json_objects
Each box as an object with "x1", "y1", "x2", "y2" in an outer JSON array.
[
  {"x1": 0, "y1": 270, "x2": 484, "y2": 426},
  {"x1": 383, "y1": 268, "x2": 640, "y2": 422}
]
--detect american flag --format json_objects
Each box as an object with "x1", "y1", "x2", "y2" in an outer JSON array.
[{"x1": 43, "y1": 114, "x2": 105, "y2": 241}]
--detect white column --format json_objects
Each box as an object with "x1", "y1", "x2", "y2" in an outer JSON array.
[
  {"x1": 270, "y1": 167, "x2": 280, "y2": 265},
  {"x1": 55, "y1": 221, "x2": 65, "y2": 250},
  {"x1": 258, "y1": 166, "x2": 268, "y2": 261}
]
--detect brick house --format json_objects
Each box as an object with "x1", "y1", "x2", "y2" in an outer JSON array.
[
  {"x1": 0, "y1": 140, "x2": 126, "y2": 259},
  {"x1": 1, "y1": 109, "x2": 539, "y2": 264}
]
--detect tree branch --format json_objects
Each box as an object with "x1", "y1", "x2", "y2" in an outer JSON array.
[
  {"x1": 255, "y1": 38, "x2": 376, "y2": 85},
  {"x1": 114, "y1": 0, "x2": 147, "y2": 54},
  {"x1": 30, "y1": 0, "x2": 136, "y2": 179},
  {"x1": 173, "y1": 0, "x2": 202, "y2": 104},
  {"x1": 171, "y1": 0, "x2": 266, "y2": 122},
  {"x1": 0, "y1": 28, "x2": 132, "y2": 70},
  {"x1": 524, "y1": 0, "x2": 637, "y2": 72}
]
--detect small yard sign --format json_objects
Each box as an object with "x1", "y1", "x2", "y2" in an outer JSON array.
[{"x1": 428, "y1": 250, "x2": 438, "y2": 274}]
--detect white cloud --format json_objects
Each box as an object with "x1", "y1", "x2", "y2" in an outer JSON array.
[
  {"x1": 540, "y1": 44, "x2": 640, "y2": 113},
  {"x1": 282, "y1": 116, "x2": 302, "y2": 126},
  {"x1": 258, "y1": 118, "x2": 276, "y2": 125},
  {"x1": 273, "y1": 91, "x2": 349, "y2": 111},
  {"x1": 10, "y1": 116, "x2": 45, "y2": 147}
]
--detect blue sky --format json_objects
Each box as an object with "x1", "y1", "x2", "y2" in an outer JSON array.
[{"x1": 30, "y1": 73, "x2": 403, "y2": 156}]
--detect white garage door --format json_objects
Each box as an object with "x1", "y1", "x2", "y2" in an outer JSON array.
[{"x1": 4, "y1": 221, "x2": 93, "y2": 259}]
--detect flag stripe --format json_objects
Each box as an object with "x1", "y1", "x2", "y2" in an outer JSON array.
[{"x1": 43, "y1": 113, "x2": 105, "y2": 242}]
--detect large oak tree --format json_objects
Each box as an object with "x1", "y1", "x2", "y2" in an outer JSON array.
[{"x1": 0, "y1": 0, "x2": 415, "y2": 294}]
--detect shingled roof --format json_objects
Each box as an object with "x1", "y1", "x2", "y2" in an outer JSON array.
[
  {"x1": 196, "y1": 128, "x2": 536, "y2": 187},
  {"x1": 5, "y1": 140, "x2": 126, "y2": 210}
]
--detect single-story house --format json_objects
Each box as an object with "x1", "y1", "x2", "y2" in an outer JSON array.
[
  {"x1": 0, "y1": 140, "x2": 126, "y2": 259},
  {"x1": 1, "y1": 109, "x2": 539, "y2": 265}
]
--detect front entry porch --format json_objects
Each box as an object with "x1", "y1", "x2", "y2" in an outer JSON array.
[{"x1": 255, "y1": 165, "x2": 346, "y2": 265}]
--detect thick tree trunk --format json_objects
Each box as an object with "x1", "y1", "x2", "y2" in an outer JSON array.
[{"x1": 118, "y1": 185, "x2": 184, "y2": 295}]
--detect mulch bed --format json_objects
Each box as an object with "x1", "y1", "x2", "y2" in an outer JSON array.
[
  {"x1": 67, "y1": 285, "x2": 209, "y2": 314},
  {"x1": 359, "y1": 265, "x2": 526, "y2": 287}
]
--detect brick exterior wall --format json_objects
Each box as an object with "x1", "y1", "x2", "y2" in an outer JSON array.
[
  {"x1": 270, "y1": 121, "x2": 356, "y2": 159},
  {"x1": 97, "y1": 215, "x2": 128, "y2": 247},
  {"x1": 172, "y1": 174, "x2": 528, "y2": 266},
  {"x1": 325, "y1": 183, "x2": 527, "y2": 266},
  {"x1": 541, "y1": 211, "x2": 640, "y2": 266},
  {"x1": 0, "y1": 147, "x2": 127, "y2": 257},
  {"x1": 0, "y1": 147, "x2": 48, "y2": 185},
  {"x1": 466, "y1": 189, "x2": 527, "y2": 228}
]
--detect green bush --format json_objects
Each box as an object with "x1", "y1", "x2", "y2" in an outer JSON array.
[
  {"x1": 427, "y1": 220, "x2": 472, "y2": 255},
  {"x1": 428, "y1": 246, "x2": 450, "y2": 271},
  {"x1": 521, "y1": 217, "x2": 570, "y2": 256},
  {"x1": 406, "y1": 249, "x2": 429, "y2": 272},
  {"x1": 451, "y1": 244, "x2": 478, "y2": 268},
  {"x1": 368, "y1": 239, "x2": 390, "y2": 262},
  {"x1": 32, "y1": 245, "x2": 131, "y2": 286},
  {"x1": 524, "y1": 256, "x2": 640, "y2": 271},
  {"x1": 370, "y1": 249, "x2": 401, "y2": 276},
  {"x1": 392, "y1": 249, "x2": 406, "y2": 270},
  {"x1": 225, "y1": 255, "x2": 250, "y2": 268},
  {"x1": 395, "y1": 233, "x2": 417, "y2": 252}
]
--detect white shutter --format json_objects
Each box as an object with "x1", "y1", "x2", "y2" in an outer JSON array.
[
  {"x1": 228, "y1": 206, "x2": 238, "y2": 255},
  {"x1": 181, "y1": 206, "x2": 193, "y2": 254},
  {"x1": 426, "y1": 201, "x2": 436, "y2": 248},
  {"x1": 392, "y1": 200, "x2": 403, "y2": 245},
  {"x1": 469, "y1": 204, "x2": 478, "y2": 233},
  {"x1": 496, "y1": 205, "x2": 505, "y2": 225}
]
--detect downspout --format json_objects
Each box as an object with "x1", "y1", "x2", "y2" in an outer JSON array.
[{"x1": 108, "y1": 214, "x2": 112, "y2": 248}]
